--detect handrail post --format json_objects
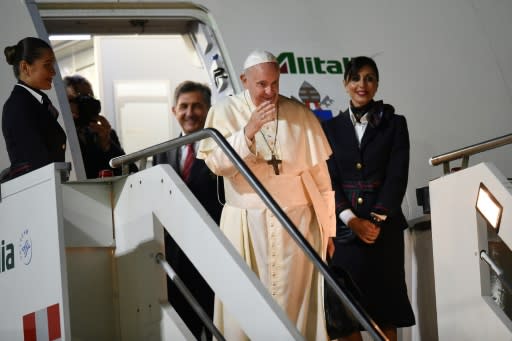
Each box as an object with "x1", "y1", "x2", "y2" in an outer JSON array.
[{"x1": 442, "y1": 162, "x2": 450, "y2": 175}]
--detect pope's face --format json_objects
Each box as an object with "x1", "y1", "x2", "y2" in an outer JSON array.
[
  {"x1": 344, "y1": 65, "x2": 379, "y2": 108},
  {"x1": 173, "y1": 91, "x2": 209, "y2": 134},
  {"x1": 241, "y1": 62, "x2": 280, "y2": 107}
]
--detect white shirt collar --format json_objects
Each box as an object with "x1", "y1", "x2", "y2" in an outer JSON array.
[{"x1": 16, "y1": 83, "x2": 44, "y2": 104}]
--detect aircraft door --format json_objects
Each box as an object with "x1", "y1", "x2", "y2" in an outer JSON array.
[{"x1": 39, "y1": 4, "x2": 237, "y2": 166}]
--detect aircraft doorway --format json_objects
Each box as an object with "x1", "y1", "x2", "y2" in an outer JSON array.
[
  {"x1": 53, "y1": 34, "x2": 210, "y2": 154},
  {"x1": 40, "y1": 3, "x2": 236, "y2": 161}
]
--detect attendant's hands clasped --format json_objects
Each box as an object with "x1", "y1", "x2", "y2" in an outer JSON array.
[
  {"x1": 244, "y1": 101, "x2": 277, "y2": 141},
  {"x1": 348, "y1": 217, "x2": 381, "y2": 244}
]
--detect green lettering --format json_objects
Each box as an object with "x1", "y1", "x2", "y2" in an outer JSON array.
[
  {"x1": 343, "y1": 57, "x2": 352, "y2": 74},
  {"x1": 314, "y1": 57, "x2": 326, "y2": 74},
  {"x1": 298, "y1": 57, "x2": 306, "y2": 74},
  {"x1": 326, "y1": 60, "x2": 343, "y2": 74},
  {"x1": 305, "y1": 57, "x2": 314, "y2": 73},
  {"x1": 277, "y1": 52, "x2": 349, "y2": 75},
  {"x1": 277, "y1": 52, "x2": 296, "y2": 74}
]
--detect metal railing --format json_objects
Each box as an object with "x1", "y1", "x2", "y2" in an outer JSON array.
[
  {"x1": 429, "y1": 133, "x2": 512, "y2": 174},
  {"x1": 480, "y1": 251, "x2": 512, "y2": 295},
  {"x1": 110, "y1": 128, "x2": 387, "y2": 341},
  {"x1": 155, "y1": 253, "x2": 225, "y2": 341}
]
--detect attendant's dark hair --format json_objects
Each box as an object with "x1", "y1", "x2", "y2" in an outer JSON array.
[
  {"x1": 4, "y1": 37, "x2": 52, "y2": 79},
  {"x1": 63, "y1": 74, "x2": 94, "y2": 96},
  {"x1": 173, "y1": 81, "x2": 211, "y2": 107},
  {"x1": 344, "y1": 56, "x2": 379, "y2": 82}
]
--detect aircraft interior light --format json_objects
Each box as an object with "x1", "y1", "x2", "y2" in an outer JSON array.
[{"x1": 49, "y1": 34, "x2": 91, "y2": 41}]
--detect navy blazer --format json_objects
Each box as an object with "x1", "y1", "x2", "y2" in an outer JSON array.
[
  {"x1": 322, "y1": 103, "x2": 410, "y2": 230},
  {"x1": 2, "y1": 84, "x2": 66, "y2": 177}
]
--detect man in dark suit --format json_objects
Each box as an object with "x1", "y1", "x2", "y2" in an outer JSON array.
[{"x1": 153, "y1": 80, "x2": 223, "y2": 340}]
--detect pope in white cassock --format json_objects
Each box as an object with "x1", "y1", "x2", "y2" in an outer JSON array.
[{"x1": 197, "y1": 50, "x2": 336, "y2": 340}]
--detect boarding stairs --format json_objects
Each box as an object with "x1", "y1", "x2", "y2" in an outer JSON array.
[{"x1": 0, "y1": 129, "x2": 385, "y2": 340}]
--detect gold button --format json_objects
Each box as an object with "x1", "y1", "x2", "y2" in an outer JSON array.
[
  {"x1": 62, "y1": 144, "x2": 66, "y2": 150},
  {"x1": 357, "y1": 197, "x2": 363, "y2": 205},
  {"x1": 356, "y1": 162, "x2": 362, "y2": 170}
]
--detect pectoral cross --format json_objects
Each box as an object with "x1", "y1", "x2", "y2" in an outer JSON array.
[{"x1": 267, "y1": 154, "x2": 282, "y2": 175}]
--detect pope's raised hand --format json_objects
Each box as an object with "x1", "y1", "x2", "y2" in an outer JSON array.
[{"x1": 244, "y1": 101, "x2": 276, "y2": 141}]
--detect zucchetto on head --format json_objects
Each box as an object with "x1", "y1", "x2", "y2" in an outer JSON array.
[{"x1": 243, "y1": 50, "x2": 277, "y2": 70}]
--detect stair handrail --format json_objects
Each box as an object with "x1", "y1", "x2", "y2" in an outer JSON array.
[
  {"x1": 429, "y1": 133, "x2": 512, "y2": 174},
  {"x1": 110, "y1": 128, "x2": 387, "y2": 341}
]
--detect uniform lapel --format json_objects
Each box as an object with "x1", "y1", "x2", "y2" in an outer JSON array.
[
  {"x1": 338, "y1": 111, "x2": 360, "y2": 150},
  {"x1": 360, "y1": 124, "x2": 378, "y2": 151},
  {"x1": 360, "y1": 101, "x2": 388, "y2": 151}
]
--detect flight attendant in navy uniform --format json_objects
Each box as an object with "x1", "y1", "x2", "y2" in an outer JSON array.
[
  {"x1": 322, "y1": 56, "x2": 415, "y2": 341},
  {"x1": 2, "y1": 37, "x2": 66, "y2": 180}
]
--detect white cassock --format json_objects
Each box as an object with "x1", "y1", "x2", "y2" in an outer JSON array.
[{"x1": 197, "y1": 90, "x2": 336, "y2": 341}]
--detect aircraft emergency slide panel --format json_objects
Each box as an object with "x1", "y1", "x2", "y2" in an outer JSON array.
[
  {"x1": 0, "y1": 163, "x2": 304, "y2": 340},
  {"x1": 430, "y1": 162, "x2": 512, "y2": 340}
]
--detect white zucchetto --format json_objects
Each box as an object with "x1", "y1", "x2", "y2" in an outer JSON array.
[{"x1": 243, "y1": 50, "x2": 277, "y2": 70}]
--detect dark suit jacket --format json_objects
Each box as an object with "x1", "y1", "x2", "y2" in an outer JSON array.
[
  {"x1": 2, "y1": 84, "x2": 66, "y2": 177},
  {"x1": 152, "y1": 139, "x2": 223, "y2": 339},
  {"x1": 322, "y1": 103, "x2": 410, "y2": 230}
]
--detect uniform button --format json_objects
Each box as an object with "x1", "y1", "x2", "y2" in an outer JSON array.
[
  {"x1": 357, "y1": 197, "x2": 363, "y2": 205},
  {"x1": 62, "y1": 144, "x2": 66, "y2": 150},
  {"x1": 356, "y1": 162, "x2": 362, "y2": 170}
]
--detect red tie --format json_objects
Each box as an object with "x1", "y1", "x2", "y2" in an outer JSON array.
[{"x1": 182, "y1": 143, "x2": 195, "y2": 182}]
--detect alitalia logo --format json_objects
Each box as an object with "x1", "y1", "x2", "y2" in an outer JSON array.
[
  {"x1": 0, "y1": 229, "x2": 32, "y2": 275},
  {"x1": 277, "y1": 52, "x2": 350, "y2": 75}
]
